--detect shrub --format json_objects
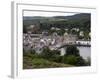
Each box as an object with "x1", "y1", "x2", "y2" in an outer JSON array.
[
  {"x1": 49, "y1": 55, "x2": 62, "y2": 63},
  {"x1": 65, "y1": 45, "x2": 80, "y2": 57},
  {"x1": 51, "y1": 50, "x2": 60, "y2": 56},
  {"x1": 63, "y1": 55, "x2": 87, "y2": 66},
  {"x1": 63, "y1": 55, "x2": 78, "y2": 65},
  {"x1": 40, "y1": 47, "x2": 61, "y2": 60},
  {"x1": 40, "y1": 47, "x2": 52, "y2": 59},
  {"x1": 75, "y1": 56, "x2": 87, "y2": 66},
  {"x1": 30, "y1": 49, "x2": 36, "y2": 54}
]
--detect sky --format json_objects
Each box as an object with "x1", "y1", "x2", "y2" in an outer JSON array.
[{"x1": 23, "y1": 10, "x2": 78, "y2": 17}]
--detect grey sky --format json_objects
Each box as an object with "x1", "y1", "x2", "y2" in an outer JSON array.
[{"x1": 23, "y1": 11, "x2": 77, "y2": 17}]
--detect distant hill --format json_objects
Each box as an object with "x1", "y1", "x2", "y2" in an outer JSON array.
[
  {"x1": 23, "y1": 13, "x2": 91, "y2": 32},
  {"x1": 53, "y1": 13, "x2": 90, "y2": 20}
]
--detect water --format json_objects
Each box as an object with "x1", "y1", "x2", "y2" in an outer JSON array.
[{"x1": 77, "y1": 47, "x2": 91, "y2": 60}]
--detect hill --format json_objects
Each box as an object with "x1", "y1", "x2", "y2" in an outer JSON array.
[{"x1": 23, "y1": 13, "x2": 91, "y2": 33}]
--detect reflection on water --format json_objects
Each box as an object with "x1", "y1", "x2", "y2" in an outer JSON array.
[{"x1": 77, "y1": 47, "x2": 91, "y2": 60}]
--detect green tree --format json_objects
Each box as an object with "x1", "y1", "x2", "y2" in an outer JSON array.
[
  {"x1": 40, "y1": 47, "x2": 62, "y2": 62},
  {"x1": 65, "y1": 45, "x2": 80, "y2": 56},
  {"x1": 40, "y1": 47, "x2": 52, "y2": 59},
  {"x1": 63, "y1": 45, "x2": 87, "y2": 66}
]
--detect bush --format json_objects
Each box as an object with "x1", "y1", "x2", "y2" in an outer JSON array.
[
  {"x1": 40, "y1": 47, "x2": 61, "y2": 60},
  {"x1": 65, "y1": 45, "x2": 80, "y2": 56},
  {"x1": 49, "y1": 55, "x2": 62, "y2": 63},
  {"x1": 63, "y1": 55, "x2": 87, "y2": 66},
  {"x1": 30, "y1": 49, "x2": 36, "y2": 54},
  {"x1": 63, "y1": 55, "x2": 78, "y2": 65},
  {"x1": 51, "y1": 50, "x2": 60, "y2": 55},
  {"x1": 40, "y1": 47, "x2": 52, "y2": 59},
  {"x1": 75, "y1": 56, "x2": 87, "y2": 66},
  {"x1": 64, "y1": 45, "x2": 88, "y2": 66}
]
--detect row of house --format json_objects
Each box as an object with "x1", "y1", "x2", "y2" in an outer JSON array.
[{"x1": 23, "y1": 31, "x2": 77, "y2": 54}]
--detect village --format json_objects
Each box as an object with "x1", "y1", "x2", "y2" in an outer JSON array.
[{"x1": 23, "y1": 25, "x2": 91, "y2": 55}]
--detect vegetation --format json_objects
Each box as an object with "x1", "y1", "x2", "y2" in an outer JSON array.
[
  {"x1": 65, "y1": 45, "x2": 80, "y2": 56},
  {"x1": 23, "y1": 53, "x2": 73, "y2": 69},
  {"x1": 61, "y1": 45, "x2": 88, "y2": 66},
  {"x1": 23, "y1": 45, "x2": 90, "y2": 69}
]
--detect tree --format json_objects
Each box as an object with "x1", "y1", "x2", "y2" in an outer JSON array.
[
  {"x1": 40, "y1": 47, "x2": 62, "y2": 62},
  {"x1": 40, "y1": 47, "x2": 52, "y2": 59},
  {"x1": 50, "y1": 50, "x2": 61, "y2": 62},
  {"x1": 51, "y1": 50, "x2": 60, "y2": 56},
  {"x1": 63, "y1": 45, "x2": 88, "y2": 66},
  {"x1": 65, "y1": 45, "x2": 80, "y2": 57},
  {"x1": 30, "y1": 49, "x2": 36, "y2": 54}
]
